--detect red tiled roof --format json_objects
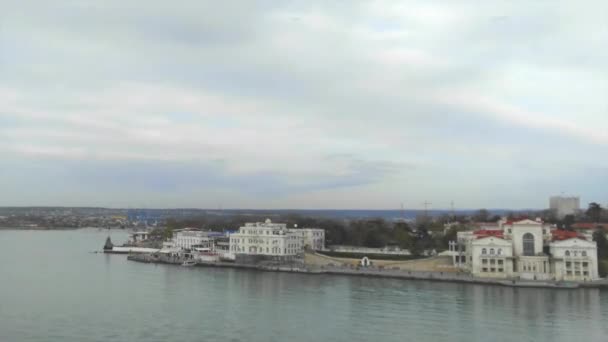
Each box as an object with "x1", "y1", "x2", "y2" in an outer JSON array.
[
  {"x1": 473, "y1": 229, "x2": 504, "y2": 239},
  {"x1": 571, "y1": 223, "x2": 608, "y2": 230},
  {"x1": 551, "y1": 229, "x2": 584, "y2": 241}
]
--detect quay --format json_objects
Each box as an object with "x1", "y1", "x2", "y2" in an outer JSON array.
[
  {"x1": 104, "y1": 247, "x2": 160, "y2": 254},
  {"x1": 126, "y1": 253, "x2": 608, "y2": 289}
]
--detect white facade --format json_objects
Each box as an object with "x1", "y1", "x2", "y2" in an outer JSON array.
[
  {"x1": 294, "y1": 228, "x2": 325, "y2": 250},
  {"x1": 451, "y1": 219, "x2": 599, "y2": 281},
  {"x1": 470, "y1": 237, "x2": 514, "y2": 278},
  {"x1": 550, "y1": 238, "x2": 599, "y2": 281},
  {"x1": 229, "y1": 219, "x2": 303, "y2": 257},
  {"x1": 549, "y1": 196, "x2": 580, "y2": 219},
  {"x1": 173, "y1": 229, "x2": 213, "y2": 250}
]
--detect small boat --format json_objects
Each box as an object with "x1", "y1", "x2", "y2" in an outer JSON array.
[{"x1": 182, "y1": 260, "x2": 197, "y2": 267}]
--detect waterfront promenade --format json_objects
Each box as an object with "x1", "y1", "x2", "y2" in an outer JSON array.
[{"x1": 127, "y1": 253, "x2": 608, "y2": 289}]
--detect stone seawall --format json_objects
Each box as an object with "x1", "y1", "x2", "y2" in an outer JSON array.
[{"x1": 126, "y1": 253, "x2": 608, "y2": 289}]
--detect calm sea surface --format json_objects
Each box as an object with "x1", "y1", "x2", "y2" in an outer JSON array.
[{"x1": 1, "y1": 229, "x2": 607, "y2": 342}]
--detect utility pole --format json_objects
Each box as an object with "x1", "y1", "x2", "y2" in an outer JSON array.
[
  {"x1": 450, "y1": 200, "x2": 455, "y2": 219},
  {"x1": 400, "y1": 202, "x2": 405, "y2": 222}
]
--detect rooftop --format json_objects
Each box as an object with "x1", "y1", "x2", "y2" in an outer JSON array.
[
  {"x1": 571, "y1": 223, "x2": 608, "y2": 230},
  {"x1": 551, "y1": 229, "x2": 585, "y2": 241}
]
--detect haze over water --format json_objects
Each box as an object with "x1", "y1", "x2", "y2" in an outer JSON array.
[{"x1": 1, "y1": 229, "x2": 607, "y2": 342}]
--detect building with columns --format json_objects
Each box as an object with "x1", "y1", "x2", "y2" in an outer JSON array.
[
  {"x1": 448, "y1": 218, "x2": 599, "y2": 281},
  {"x1": 228, "y1": 219, "x2": 326, "y2": 263}
]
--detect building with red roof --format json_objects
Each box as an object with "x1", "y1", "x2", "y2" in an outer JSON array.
[{"x1": 447, "y1": 218, "x2": 599, "y2": 281}]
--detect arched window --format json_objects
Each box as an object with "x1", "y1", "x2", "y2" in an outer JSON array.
[
  {"x1": 490, "y1": 248, "x2": 495, "y2": 255},
  {"x1": 497, "y1": 249, "x2": 502, "y2": 255},
  {"x1": 482, "y1": 248, "x2": 487, "y2": 255},
  {"x1": 523, "y1": 233, "x2": 535, "y2": 256},
  {"x1": 565, "y1": 250, "x2": 570, "y2": 257},
  {"x1": 582, "y1": 251, "x2": 587, "y2": 257}
]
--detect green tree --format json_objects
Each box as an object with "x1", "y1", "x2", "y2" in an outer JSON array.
[
  {"x1": 442, "y1": 225, "x2": 465, "y2": 248},
  {"x1": 562, "y1": 214, "x2": 575, "y2": 230},
  {"x1": 586, "y1": 202, "x2": 603, "y2": 223},
  {"x1": 393, "y1": 222, "x2": 414, "y2": 249},
  {"x1": 593, "y1": 229, "x2": 608, "y2": 259},
  {"x1": 472, "y1": 209, "x2": 490, "y2": 222}
]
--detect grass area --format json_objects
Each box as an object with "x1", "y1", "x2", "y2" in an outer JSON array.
[{"x1": 317, "y1": 251, "x2": 426, "y2": 261}]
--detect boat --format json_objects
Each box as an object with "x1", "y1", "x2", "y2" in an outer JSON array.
[{"x1": 181, "y1": 260, "x2": 197, "y2": 267}]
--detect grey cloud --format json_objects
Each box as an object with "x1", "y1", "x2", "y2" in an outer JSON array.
[{"x1": 0, "y1": 0, "x2": 607, "y2": 208}]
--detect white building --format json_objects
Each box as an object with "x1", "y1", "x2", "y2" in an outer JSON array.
[
  {"x1": 173, "y1": 228, "x2": 214, "y2": 250},
  {"x1": 549, "y1": 196, "x2": 580, "y2": 219},
  {"x1": 229, "y1": 219, "x2": 304, "y2": 260},
  {"x1": 449, "y1": 218, "x2": 599, "y2": 281},
  {"x1": 293, "y1": 228, "x2": 325, "y2": 250}
]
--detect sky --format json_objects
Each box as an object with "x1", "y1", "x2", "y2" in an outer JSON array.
[{"x1": 1, "y1": 0, "x2": 607, "y2": 209}]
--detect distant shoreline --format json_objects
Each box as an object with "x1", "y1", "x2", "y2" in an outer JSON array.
[{"x1": 0, "y1": 227, "x2": 117, "y2": 231}]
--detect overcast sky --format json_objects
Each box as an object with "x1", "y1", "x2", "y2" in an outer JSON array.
[{"x1": 1, "y1": 1, "x2": 607, "y2": 209}]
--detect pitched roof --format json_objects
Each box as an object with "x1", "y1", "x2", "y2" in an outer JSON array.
[
  {"x1": 473, "y1": 229, "x2": 504, "y2": 239},
  {"x1": 571, "y1": 223, "x2": 608, "y2": 230},
  {"x1": 504, "y1": 218, "x2": 542, "y2": 225},
  {"x1": 551, "y1": 229, "x2": 584, "y2": 241}
]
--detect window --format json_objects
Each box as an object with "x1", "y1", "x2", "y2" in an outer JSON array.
[
  {"x1": 497, "y1": 249, "x2": 502, "y2": 255},
  {"x1": 523, "y1": 233, "x2": 535, "y2": 256},
  {"x1": 482, "y1": 259, "x2": 488, "y2": 265},
  {"x1": 498, "y1": 268, "x2": 504, "y2": 272},
  {"x1": 490, "y1": 259, "x2": 496, "y2": 265},
  {"x1": 490, "y1": 268, "x2": 496, "y2": 272},
  {"x1": 566, "y1": 261, "x2": 571, "y2": 268},
  {"x1": 482, "y1": 267, "x2": 488, "y2": 272},
  {"x1": 582, "y1": 262, "x2": 588, "y2": 268},
  {"x1": 583, "y1": 271, "x2": 589, "y2": 276},
  {"x1": 498, "y1": 260, "x2": 504, "y2": 265},
  {"x1": 508, "y1": 229, "x2": 512, "y2": 233},
  {"x1": 482, "y1": 248, "x2": 487, "y2": 255},
  {"x1": 566, "y1": 271, "x2": 572, "y2": 275},
  {"x1": 490, "y1": 248, "x2": 495, "y2": 255},
  {"x1": 565, "y1": 250, "x2": 570, "y2": 257},
  {"x1": 582, "y1": 251, "x2": 587, "y2": 257}
]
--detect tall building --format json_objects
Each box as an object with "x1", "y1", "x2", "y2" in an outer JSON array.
[{"x1": 549, "y1": 196, "x2": 580, "y2": 219}]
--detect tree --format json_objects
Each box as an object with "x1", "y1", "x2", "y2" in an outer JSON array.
[
  {"x1": 593, "y1": 229, "x2": 608, "y2": 259},
  {"x1": 364, "y1": 231, "x2": 386, "y2": 248},
  {"x1": 393, "y1": 222, "x2": 414, "y2": 250},
  {"x1": 489, "y1": 215, "x2": 502, "y2": 223},
  {"x1": 442, "y1": 225, "x2": 462, "y2": 246},
  {"x1": 562, "y1": 215, "x2": 575, "y2": 230},
  {"x1": 586, "y1": 202, "x2": 603, "y2": 223},
  {"x1": 472, "y1": 209, "x2": 490, "y2": 222},
  {"x1": 541, "y1": 209, "x2": 558, "y2": 224}
]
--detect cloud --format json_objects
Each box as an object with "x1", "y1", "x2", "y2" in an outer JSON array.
[{"x1": 0, "y1": 0, "x2": 607, "y2": 208}]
